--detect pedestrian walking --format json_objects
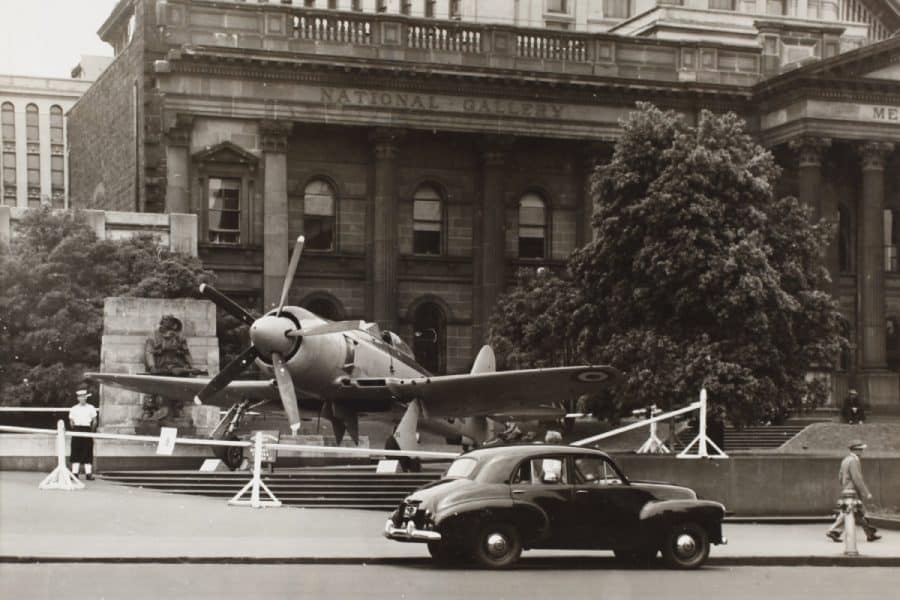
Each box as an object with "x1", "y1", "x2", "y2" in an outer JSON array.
[
  {"x1": 825, "y1": 439, "x2": 880, "y2": 543},
  {"x1": 69, "y1": 385, "x2": 99, "y2": 480}
]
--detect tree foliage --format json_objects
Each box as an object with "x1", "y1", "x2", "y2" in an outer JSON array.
[
  {"x1": 0, "y1": 208, "x2": 215, "y2": 406},
  {"x1": 489, "y1": 104, "x2": 846, "y2": 426}
]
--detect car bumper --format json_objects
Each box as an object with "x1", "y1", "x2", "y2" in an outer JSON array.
[{"x1": 383, "y1": 519, "x2": 442, "y2": 542}]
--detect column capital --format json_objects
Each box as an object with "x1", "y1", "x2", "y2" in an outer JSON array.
[
  {"x1": 857, "y1": 141, "x2": 894, "y2": 171},
  {"x1": 162, "y1": 113, "x2": 193, "y2": 147},
  {"x1": 788, "y1": 136, "x2": 831, "y2": 167},
  {"x1": 478, "y1": 135, "x2": 515, "y2": 167},
  {"x1": 370, "y1": 127, "x2": 404, "y2": 160},
  {"x1": 259, "y1": 120, "x2": 292, "y2": 153}
]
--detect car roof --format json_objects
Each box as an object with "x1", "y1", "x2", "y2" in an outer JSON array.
[{"x1": 461, "y1": 444, "x2": 613, "y2": 462}]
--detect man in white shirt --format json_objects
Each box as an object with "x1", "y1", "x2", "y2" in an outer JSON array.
[{"x1": 69, "y1": 386, "x2": 99, "y2": 480}]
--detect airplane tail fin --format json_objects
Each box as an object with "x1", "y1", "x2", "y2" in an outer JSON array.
[{"x1": 471, "y1": 345, "x2": 496, "y2": 374}]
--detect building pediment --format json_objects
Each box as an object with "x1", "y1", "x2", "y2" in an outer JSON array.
[
  {"x1": 772, "y1": 35, "x2": 900, "y2": 83},
  {"x1": 191, "y1": 141, "x2": 257, "y2": 165}
]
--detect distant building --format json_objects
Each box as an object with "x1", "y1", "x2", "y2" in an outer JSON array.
[
  {"x1": 68, "y1": 0, "x2": 900, "y2": 408},
  {"x1": 0, "y1": 55, "x2": 110, "y2": 209}
]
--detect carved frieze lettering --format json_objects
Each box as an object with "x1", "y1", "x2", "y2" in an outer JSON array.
[
  {"x1": 321, "y1": 88, "x2": 564, "y2": 120},
  {"x1": 871, "y1": 106, "x2": 900, "y2": 122}
]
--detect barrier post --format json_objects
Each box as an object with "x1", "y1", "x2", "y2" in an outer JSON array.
[
  {"x1": 635, "y1": 405, "x2": 669, "y2": 454},
  {"x1": 229, "y1": 431, "x2": 281, "y2": 508},
  {"x1": 677, "y1": 389, "x2": 727, "y2": 459},
  {"x1": 38, "y1": 420, "x2": 84, "y2": 491},
  {"x1": 843, "y1": 496, "x2": 860, "y2": 556}
]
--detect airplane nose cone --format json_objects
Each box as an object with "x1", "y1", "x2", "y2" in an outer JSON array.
[{"x1": 250, "y1": 316, "x2": 297, "y2": 357}]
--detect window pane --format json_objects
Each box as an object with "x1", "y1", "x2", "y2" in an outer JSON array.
[
  {"x1": 414, "y1": 199, "x2": 441, "y2": 222},
  {"x1": 413, "y1": 230, "x2": 441, "y2": 255},
  {"x1": 1, "y1": 103, "x2": 13, "y2": 126},
  {"x1": 208, "y1": 177, "x2": 241, "y2": 244},
  {"x1": 3, "y1": 167, "x2": 15, "y2": 184},
  {"x1": 766, "y1": 0, "x2": 785, "y2": 13},
  {"x1": 209, "y1": 177, "x2": 240, "y2": 210},
  {"x1": 304, "y1": 179, "x2": 335, "y2": 216},
  {"x1": 28, "y1": 169, "x2": 40, "y2": 185},
  {"x1": 26, "y1": 105, "x2": 38, "y2": 126},
  {"x1": 605, "y1": 0, "x2": 630, "y2": 18},
  {"x1": 50, "y1": 127, "x2": 62, "y2": 145},
  {"x1": 519, "y1": 237, "x2": 545, "y2": 259},
  {"x1": 547, "y1": 0, "x2": 567, "y2": 12},
  {"x1": 709, "y1": 0, "x2": 734, "y2": 8},
  {"x1": 305, "y1": 194, "x2": 334, "y2": 216},
  {"x1": 2, "y1": 124, "x2": 13, "y2": 140},
  {"x1": 305, "y1": 216, "x2": 334, "y2": 251},
  {"x1": 51, "y1": 170, "x2": 65, "y2": 186}
]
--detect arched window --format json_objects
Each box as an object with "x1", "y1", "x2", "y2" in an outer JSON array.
[
  {"x1": 50, "y1": 106, "x2": 64, "y2": 207},
  {"x1": 413, "y1": 184, "x2": 442, "y2": 256},
  {"x1": 518, "y1": 193, "x2": 547, "y2": 259},
  {"x1": 1, "y1": 102, "x2": 15, "y2": 204},
  {"x1": 25, "y1": 104, "x2": 40, "y2": 205},
  {"x1": 412, "y1": 301, "x2": 446, "y2": 374},
  {"x1": 304, "y1": 179, "x2": 336, "y2": 251}
]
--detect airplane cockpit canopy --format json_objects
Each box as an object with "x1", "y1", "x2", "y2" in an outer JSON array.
[{"x1": 385, "y1": 332, "x2": 413, "y2": 357}]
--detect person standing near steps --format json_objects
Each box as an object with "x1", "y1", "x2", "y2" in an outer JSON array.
[{"x1": 69, "y1": 384, "x2": 99, "y2": 480}]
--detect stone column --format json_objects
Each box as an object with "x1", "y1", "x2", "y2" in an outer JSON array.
[
  {"x1": 578, "y1": 142, "x2": 613, "y2": 246},
  {"x1": 164, "y1": 116, "x2": 192, "y2": 214},
  {"x1": 857, "y1": 141, "x2": 897, "y2": 407},
  {"x1": 261, "y1": 121, "x2": 292, "y2": 311},
  {"x1": 789, "y1": 136, "x2": 836, "y2": 286},
  {"x1": 370, "y1": 128, "x2": 403, "y2": 331},
  {"x1": 472, "y1": 137, "x2": 511, "y2": 349}
]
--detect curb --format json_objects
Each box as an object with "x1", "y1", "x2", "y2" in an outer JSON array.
[
  {"x1": 2, "y1": 555, "x2": 899, "y2": 567},
  {"x1": 869, "y1": 515, "x2": 900, "y2": 531}
]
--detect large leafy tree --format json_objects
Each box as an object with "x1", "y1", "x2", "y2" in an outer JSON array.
[
  {"x1": 490, "y1": 103, "x2": 845, "y2": 426},
  {"x1": 0, "y1": 208, "x2": 215, "y2": 407}
]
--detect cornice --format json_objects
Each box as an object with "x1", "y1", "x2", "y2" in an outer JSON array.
[
  {"x1": 755, "y1": 78, "x2": 900, "y2": 114},
  {"x1": 168, "y1": 51, "x2": 754, "y2": 110}
]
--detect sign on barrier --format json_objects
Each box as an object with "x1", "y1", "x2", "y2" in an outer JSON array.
[{"x1": 156, "y1": 427, "x2": 178, "y2": 455}]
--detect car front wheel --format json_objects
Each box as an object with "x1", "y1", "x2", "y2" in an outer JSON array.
[
  {"x1": 471, "y1": 522, "x2": 522, "y2": 569},
  {"x1": 661, "y1": 522, "x2": 709, "y2": 569}
]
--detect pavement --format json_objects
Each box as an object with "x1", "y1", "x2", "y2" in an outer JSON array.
[{"x1": 1, "y1": 471, "x2": 899, "y2": 567}]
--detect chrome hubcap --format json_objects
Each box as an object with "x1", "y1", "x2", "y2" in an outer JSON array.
[
  {"x1": 675, "y1": 534, "x2": 697, "y2": 557},
  {"x1": 485, "y1": 533, "x2": 509, "y2": 557}
]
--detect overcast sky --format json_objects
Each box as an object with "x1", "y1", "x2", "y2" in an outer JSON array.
[{"x1": 0, "y1": 0, "x2": 121, "y2": 78}]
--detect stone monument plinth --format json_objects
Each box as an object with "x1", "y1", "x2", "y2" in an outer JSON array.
[{"x1": 98, "y1": 297, "x2": 220, "y2": 436}]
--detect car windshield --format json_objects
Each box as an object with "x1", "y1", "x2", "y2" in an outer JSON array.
[{"x1": 445, "y1": 457, "x2": 478, "y2": 479}]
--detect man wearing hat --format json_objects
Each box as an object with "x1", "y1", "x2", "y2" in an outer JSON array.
[
  {"x1": 825, "y1": 439, "x2": 880, "y2": 542},
  {"x1": 842, "y1": 389, "x2": 866, "y2": 424},
  {"x1": 68, "y1": 384, "x2": 99, "y2": 480}
]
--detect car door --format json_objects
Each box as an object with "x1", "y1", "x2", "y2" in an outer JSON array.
[
  {"x1": 571, "y1": 455, "x2": 652, "y2": 549},
  {"x1": 509, "y1": 455, "x2": 575, "y2": 548}
]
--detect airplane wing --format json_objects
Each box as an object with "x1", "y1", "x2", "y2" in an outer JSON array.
[
  {"x1": 84, "y1": 373, "x2": 280, "y2": 407},
  {"x1": 337, "y1": 365, "x2": 620, "y2": 419}
]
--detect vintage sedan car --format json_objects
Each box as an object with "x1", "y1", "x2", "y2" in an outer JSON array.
[{"x1": 384, "y1": 445, "x2": 726, "y2": 569}]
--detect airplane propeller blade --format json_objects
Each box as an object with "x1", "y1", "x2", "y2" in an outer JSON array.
[
  {"x1": 200, "y1": 284, "x2": 256, "y2": 327},
  {"x1": 193, "y1": 345, "x2": 260, "y2": 405},
  {"x1": 271, "y1": 351, "x2": 301, "y2": 435},
  {"x1": 277, "y1": 236, "x2": 305, "y2": 316}
]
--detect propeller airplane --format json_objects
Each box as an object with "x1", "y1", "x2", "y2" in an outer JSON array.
[{"x1": 86, "y1": 236, "x2": 621, "y2": 469}]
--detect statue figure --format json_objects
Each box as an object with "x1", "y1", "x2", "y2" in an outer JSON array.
[{"x1": 142, "y1": 315, "x2": 202, "y2": 420}]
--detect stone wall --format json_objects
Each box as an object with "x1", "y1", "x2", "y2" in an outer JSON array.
[
  {"x1": 99, "y1": 297, "x2": 219, "y2": 435},
  {"x1": 67, "y1": 19, "x2": 143, "y2": 211},
  {"x1": 0, "y1": 206, "x2": 198, "y2": 257}
]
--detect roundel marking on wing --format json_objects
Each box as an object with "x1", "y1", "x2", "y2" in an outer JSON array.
[{"x1": 575, "y1": 369, "x2": 610, "y2": 383}]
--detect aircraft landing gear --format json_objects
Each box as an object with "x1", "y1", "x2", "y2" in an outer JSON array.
[
  {"x1": 385, "y1": 435, "x2": 421, "y2": 473},
  {"x1": 210, "y1": 400, "x2": 251, "y2": 471}
]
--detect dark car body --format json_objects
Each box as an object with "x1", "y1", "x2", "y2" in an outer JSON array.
[{"x1": 384, "y1": 445, "x2": 726, "y2": 569}]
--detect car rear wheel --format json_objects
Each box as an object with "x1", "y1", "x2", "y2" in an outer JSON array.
[
  {"x1": 661, "y1": 522, "x2": 709, "y2": 569},
  {"x1": 471, "y1": 522, "x2": 522, "y2": 569}
]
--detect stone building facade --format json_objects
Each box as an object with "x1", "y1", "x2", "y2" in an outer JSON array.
[{"x1": 68, "y1": 0, "x2": 900, "y2": 406}]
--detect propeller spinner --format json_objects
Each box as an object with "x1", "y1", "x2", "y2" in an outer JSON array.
[{"x1": 194, "y1": 236, "x2": 306, "y2": 435}]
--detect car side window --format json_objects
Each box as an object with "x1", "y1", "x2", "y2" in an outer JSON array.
[
  {"x1": 512, "y1": 457, "x2": 568, "y2": 485},
  {"x1": 574, "y1": 456, "x2": 622, "y2": 485}
]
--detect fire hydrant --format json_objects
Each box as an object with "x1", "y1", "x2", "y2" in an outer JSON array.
[{"x1": 838, "y1": 491, "x2": 862, "y2": 556}]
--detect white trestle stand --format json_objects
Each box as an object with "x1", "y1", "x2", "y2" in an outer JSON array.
[
  {"x1": 634, "y1": 405, "x2": 669, "y2": 454},
  {"x1": 229, "y1": 431, "x2": 282, "y2": 508},
  {"x1": 38, "y1": 420, "x2": 84, "y2": 491},
  {"x1": 572, "y1": 389, "x2": 727, "y2": 459},
  {"x1": 677, "y1": 389, "x2": 727, "y2": 459}
]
